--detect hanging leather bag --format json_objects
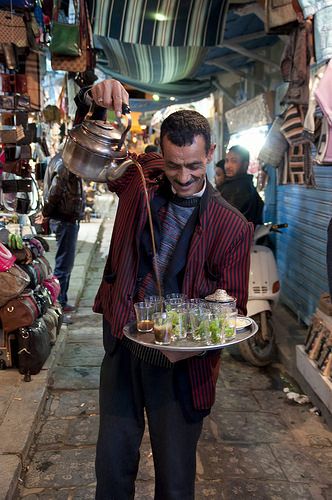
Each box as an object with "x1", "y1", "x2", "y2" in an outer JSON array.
[
  {"x1": 51, "y1": 0, "x2": 92, "y2": 72},
  {"x1": 265, "y1": 0, "x2": 298, "y2": 35},
  {"x1": 50, "y1": 21, "x2": 81, "y2": 57},
  {"x1": 1, "y1": 159, "x2": 32, "y2": 178},
  {"x1": 17, "y1": 317, "x2": 51, "y2": 381},
  {"x1": 49, "y1": 0, "x2": 81, "y2": 57},
  {"x1": 0, "y1": 11, "x2": 28, "y2": 47},
  {"x1": 0, "y1": 264, "x2": 30, "y2": 306},
  {"x1": 0, "y1": 290, "x2": 39, "y2": 333}
]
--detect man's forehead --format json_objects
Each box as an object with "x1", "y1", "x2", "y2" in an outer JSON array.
[{"x1": 226, "y1": 152, "x2": 241, "y2": 161}]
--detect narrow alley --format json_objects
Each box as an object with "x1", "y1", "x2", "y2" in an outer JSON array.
[{"x1": 15, "y1": 210, "x2": 332, "y2": 500}]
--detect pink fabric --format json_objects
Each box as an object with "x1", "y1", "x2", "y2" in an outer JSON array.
[
  {"x1": 0, "y1": 242, "x2": 16, "y2": 271},
  {"x1": 43, "y1": 275, "x2": 61, "y2": 304},
  {"x1": 315, "y1": 59, "x2": 332, "y2": 126}
]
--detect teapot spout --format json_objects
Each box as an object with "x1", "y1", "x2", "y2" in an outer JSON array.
[{"x1": 106, "y1": 158, "x2": 134, "y2": 181}]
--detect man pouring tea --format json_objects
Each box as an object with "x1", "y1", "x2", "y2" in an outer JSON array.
[{"x1": 74, "y1": 78, "x2": 253, "y2": 499}]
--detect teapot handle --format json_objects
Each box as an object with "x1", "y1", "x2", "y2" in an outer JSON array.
[{"x1": 117, "y1": 103, "x2": 131, "y2": 151}]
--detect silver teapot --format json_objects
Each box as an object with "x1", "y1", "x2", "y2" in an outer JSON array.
[{"x1": 62, "y1": 102, "x2": 134, "y2": 182}]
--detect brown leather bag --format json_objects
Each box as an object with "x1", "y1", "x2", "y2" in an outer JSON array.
[
  {"x1": 0, "y1": 290, "x2": 39, "y2": 333},
  {"x1": 10, "y1": 246, "x2": 33, "y2": 264},
  {"x1": 0, "y1": 264, "x2": 30, "y2": 306}
]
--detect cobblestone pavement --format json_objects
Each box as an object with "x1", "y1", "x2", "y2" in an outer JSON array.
[{"x1": 16, "y1": 213, "x2": 332, "y2": 500}]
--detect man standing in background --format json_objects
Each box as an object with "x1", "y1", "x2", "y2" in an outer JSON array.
[{"x1": 36, "y1": 148, "x2": 84, "y2": 323}]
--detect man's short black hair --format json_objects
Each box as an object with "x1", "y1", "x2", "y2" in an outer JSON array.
[
  {"x1": 228, "y1": 145, "x2": 250, "y2": 165},
  {"x1": 144, "y1": 144, "x2": 159, "y2": 154},
  {"x1": 160, "y1": 110, "x2": 211, "y2": 154},
  {"x1": 215, "y1": 159, "x2": 225, "y2": 172}
]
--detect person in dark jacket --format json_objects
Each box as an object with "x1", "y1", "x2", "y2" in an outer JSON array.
[
  {"x1": 214, "y1": 158, "x2": 225, "y2": 188},
  {"x1": 219, "y1": 145, "x2": 264, "y2": 226},
  {"x1": 36, "y1": 152, "x2": 84, "y2": 317}
]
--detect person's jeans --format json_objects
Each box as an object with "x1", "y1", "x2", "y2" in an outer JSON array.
[{"x1": 50, "y1": 219, "x2": 79, "y2": 307}]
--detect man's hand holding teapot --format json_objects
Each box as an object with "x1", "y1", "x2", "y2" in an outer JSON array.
[{"x1": 90, "y1": 79, "x2": 129, "y2": 118}]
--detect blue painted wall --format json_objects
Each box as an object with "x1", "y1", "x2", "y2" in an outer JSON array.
[{"x1": 276, "y1": 167, "x2": 332, "y2": 324}]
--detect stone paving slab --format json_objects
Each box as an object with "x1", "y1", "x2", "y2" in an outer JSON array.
[
  {"x1": 66, "y1": 332, "x2": 103, "y2": 345},
  {"x1": 23, "y1": 448, "x2": 96, "y2": 489},
  {"x1": 36, "y1": 415, "x2": 99, "y2": 448},
  {"x1": 0, "y1": 455, "x2": 22, "y2": 500},
  {"x1": 49, "y1": 366, "x2": 100, "y2": 391},
  {"x1": 19, "y1": 487, "x2": 96, "y2": 500},
  {"x1": 270, "y1": 443, "x2": 332, "y2": 483},
  {"x1": 219, "y1": 479, "x2": 331, "y2": 499},
  {"x1": 219, "y1": 360, "x2": 273, "y2": 391},
  {"x1": 60, "y1": 344, "x2": 104, "y2": 367},
  {"x1": 205, "y1": 411, "x2": 291, "y2": 444},
  {"x1": 47, "y1": 390, "x2": 99, "y2": 418},
  {"x1": 195, "y1": 480, "x2": 224, "y2": 499},
  {"x1": 73, "y1": 308, "x2": 100, "y2": 319},
  {"x1": 196, "y1": 443, "x2": 286, "y2": 481},
  {"x1": 252, "y1": 388, "x2": 298, "y2": 412},
  {"x1": 216, "y1": 388, "x2": 261, "y2": 412},
  {"x1": 0, "y1": 377, "x2": 49, "y2": 456}
]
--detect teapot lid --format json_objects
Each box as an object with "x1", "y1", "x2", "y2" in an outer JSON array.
[{"x1": 83, "y1": 120, "x2": 123, "y2": 143}]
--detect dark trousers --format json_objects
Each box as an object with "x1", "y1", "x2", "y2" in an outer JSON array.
[
  {"x1": 95, "y1": 337, "x2": 204, "y2": 500},
  {"x1": 50, "y1": 219, "x2": 79, "y2": 306}
]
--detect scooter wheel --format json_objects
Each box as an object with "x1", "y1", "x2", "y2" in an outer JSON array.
[{"x1": 239, "y1": 312, "x2": 276, "y2": 366}]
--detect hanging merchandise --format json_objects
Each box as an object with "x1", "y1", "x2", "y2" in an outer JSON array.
[
  {"x1": 258, "y1": 116, "x2": 289, "y2": 167},
  {"x1": 49, "y1": 0, "x2": 81, "y2": 57},
  {"x1": 0, "y1": 10, "x2": 28, "y2": 47},
  {"x1": 0, "y1": 0, "x2": 34, "y2": 9},
  {"x1": 51, "y1": 0, "x2": 94, "y2": 72},
  {"x1": 280, "y1": 104, "x2": 305, "y2": 145},
  {"x1": 264, "y1": 0, "x2": 298, "y2": 34},
  {"x1": 315, "y1": 117, "x2": 332, "y2": 165},
  {"x1": 315, "y1": 59, "x2": 332, "y2": 127}
]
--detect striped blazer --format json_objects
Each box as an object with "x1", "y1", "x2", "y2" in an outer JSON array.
[{"x1": 93, "y1": 152, "x2": 253, "y2": 409}]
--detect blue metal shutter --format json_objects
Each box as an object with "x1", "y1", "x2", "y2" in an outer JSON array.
[{"x1": 276, "y1": 166, "x2": 332, "y2": 324}]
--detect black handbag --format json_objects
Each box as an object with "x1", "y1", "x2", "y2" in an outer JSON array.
[
  {"x1": 33, "y1": 285, "x2": 52, "y2": 315},
  {"x1": 17, "y1": 317, "x2": 51, "y2": 381},
  {"x1": 18, "y1": 262, "x2": 39, "y2": 289}
]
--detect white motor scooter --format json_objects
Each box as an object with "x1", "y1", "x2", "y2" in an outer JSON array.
[{"x1": 239, "y1": 222, "x2": 288, "y2": 366}]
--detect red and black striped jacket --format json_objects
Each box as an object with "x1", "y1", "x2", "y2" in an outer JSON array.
[{"x1": 93, "y1": 152, "x2": 253, "y2": 409}]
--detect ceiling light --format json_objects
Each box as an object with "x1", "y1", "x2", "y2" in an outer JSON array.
[
  {"x1": 154, "y1": 13, "x2": 168, "y2": 21},
  {"x1": 169, "y1": 96, "x2": 176, "y2": 101},
  {"x1": 152, "y1": 94, "x2": 160, "y2": 101}
]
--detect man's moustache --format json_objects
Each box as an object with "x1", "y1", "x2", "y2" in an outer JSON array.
[{"x1": 174, "y1": 179, "x2": 196, "y2": 187}]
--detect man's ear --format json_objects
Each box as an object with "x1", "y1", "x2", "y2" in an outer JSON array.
[{"x1": 207, "y1": 143, "x2": 216, "y2": 163}]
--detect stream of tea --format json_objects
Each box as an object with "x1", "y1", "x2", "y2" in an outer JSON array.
[{"x1": 132, "y1": 159, "x2": 162, "y2": 300}]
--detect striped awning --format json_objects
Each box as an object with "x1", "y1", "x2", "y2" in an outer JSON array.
[
  {"x1": 96, "y1": 36, "x2": 208, "y2": 84},
  {"x1": 88, "y1": 0, "x2": 229, "y2": 47}
]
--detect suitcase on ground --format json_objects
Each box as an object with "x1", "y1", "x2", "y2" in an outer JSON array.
[{"x1": 0, "y1": 329, "x2": 16, "y2": 368}]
